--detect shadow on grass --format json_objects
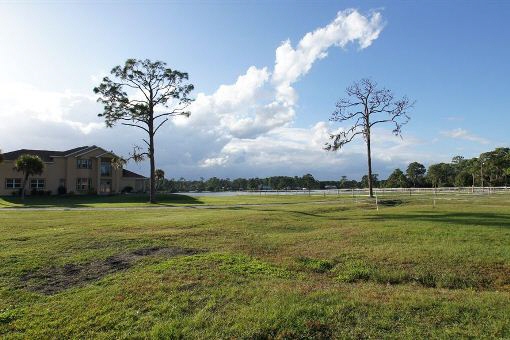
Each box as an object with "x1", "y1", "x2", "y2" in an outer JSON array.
[
  {"x1": 378, "y1": 199, "x2": 404, "y2": 207},
  {"x1": 0, "y1": 194, "x2": 203, "y2": 208},
  {"x1": 369, "y1": 211, "x2": 510, "y2": 229},
  {"x1": 255, "y1": 207, "x2": 350, "y2": 220}
]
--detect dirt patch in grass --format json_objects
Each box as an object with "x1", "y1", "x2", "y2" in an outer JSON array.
[{"x1": 21, "y1": 246, "x2": 202, "y2": 295}]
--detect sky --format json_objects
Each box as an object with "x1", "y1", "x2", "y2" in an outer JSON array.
[{"x1": 0, "y1": 1, "x2": 509, "y2": 180}]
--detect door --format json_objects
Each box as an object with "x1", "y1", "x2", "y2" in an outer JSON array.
[{"x1": 100, "y1": 179, "x2": 112, "y2": 194}]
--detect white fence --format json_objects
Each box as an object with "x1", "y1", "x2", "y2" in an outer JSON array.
[{"x1": 175, "y1": 187, "x2": 510, "y2": 197}]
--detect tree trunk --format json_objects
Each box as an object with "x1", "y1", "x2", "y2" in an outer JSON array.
[
  {"x1": 147, "y1": 91, "x2": 157, "y2": 204},
  {"x1": 21, "y1": 173, "x2": 28, "y2": 201},
  {"x1": 366, "y1": 128, "x2": 374, "y2": 198},
  {"x1": 149, "y1": 130, "x2": 156, "y2": 204}
]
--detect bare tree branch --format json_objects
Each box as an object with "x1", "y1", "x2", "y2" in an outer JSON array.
[{"x1": 121, "y1": 122, "x2": 150, "y2": 133}]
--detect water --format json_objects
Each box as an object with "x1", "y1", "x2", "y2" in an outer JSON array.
[{"x1": 174, "y1": 190, "x2": 340, "y2": 197}]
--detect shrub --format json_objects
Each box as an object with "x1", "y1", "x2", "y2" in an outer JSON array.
[
  {"x1": 122, "y1": 186, "x2": 134, "y2": 194},
  {"x1": 57, "y1": 186, "x2": 67, "y2": 195}
]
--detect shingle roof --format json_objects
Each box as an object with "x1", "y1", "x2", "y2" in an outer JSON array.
[
  {"x1": 122, "y1": 169, "x2": 148, "y2": 179},
  {"x1": 2, "y1": 146, "x2": 94, "y2": 162}
]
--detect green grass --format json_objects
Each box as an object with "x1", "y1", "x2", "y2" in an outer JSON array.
[
  {"x1": 0, "y1": 193, "x2": 344, "y2": 208},
  {"x1": 0, "y1": 194, "x2": 509, "y2": 338}
]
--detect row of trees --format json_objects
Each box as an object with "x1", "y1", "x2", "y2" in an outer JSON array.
[
  {"x1": 426, "y1": 148, "x2": 510, "y2": 188},
  {"x1": 153, "y1": 147, "x2": 510, "y2": 192},
  {"x1": 156, "y1": 173, "x2": 323, "y2": 192},
  {"x1": 339, "y1": 147, "x2": 510, "y2": 189}
]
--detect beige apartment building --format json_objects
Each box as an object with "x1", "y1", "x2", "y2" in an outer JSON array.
[{"x1": 0, "y1": 145, "x2": 148, "y2": 196}]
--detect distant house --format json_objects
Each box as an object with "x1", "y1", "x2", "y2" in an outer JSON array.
[{"x1": 0, "y1": 145, "x2": 148, "y2": 196}]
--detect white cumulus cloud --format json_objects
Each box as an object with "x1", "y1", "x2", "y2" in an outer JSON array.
[
  {"x1": 0, "y1": 82, "x2": 103, "y2": 135},
  {"x1": 441, "y1": 128, "x2": 489, "y2": 145},
  {"x1": 180, "y1": 9, "x2": 384, "y2": 141},
  {"x1": 272, "y1": 9, "x2": 384, "y2": 106}
]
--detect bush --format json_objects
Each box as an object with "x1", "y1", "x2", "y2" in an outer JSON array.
[
  {"x1": 121, "y1": 186, "x2": 134, "y2": 194},
  {"x1": 87, "y1": 187, "x2": 97, "y2": 195},
  {"x1": 57, "y1": 186, "x2": 67, "y2": 195}
]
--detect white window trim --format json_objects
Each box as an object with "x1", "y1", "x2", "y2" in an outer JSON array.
[
  {"x1": 5, "y1": 178, "x2": 22, "y2": 189},
  {"x1": 30, "y1": 178, "x2": 46, "y2": 189}
]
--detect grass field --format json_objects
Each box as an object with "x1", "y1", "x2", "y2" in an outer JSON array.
[
  {"x1": 1, "y1": 193, "x2": 509, "y2": 338},
  {"x1": 0, "y1": 193, "x2": 344, "y2": 208}
]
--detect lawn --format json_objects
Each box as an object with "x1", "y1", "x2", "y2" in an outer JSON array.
[
  {"x1": 0, "y1": 193, "x2": 509, "y2": 338},
  {"x1": 0, "y1": 193, "x2": 344, "y2": 208}
]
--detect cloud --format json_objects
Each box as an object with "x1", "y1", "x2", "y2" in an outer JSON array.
[
  {"x1": 0, "y1": 9, "x2": 388, "y2": 179},
  {"x1": 441, "y1": 128, "x2": 489, "y2": 144},
  {"x1": 199, "y1": 123, "x2": 431, "y2": 179},
  {"x1": 272, "y1": 9, "x2": 384, "y2": 106},
  {"x1": 0, "y1": 82, "x2": 103, "y2": 135},
  {"x1": 179, "y1": 9, "x2": 384, "y2": 140}
]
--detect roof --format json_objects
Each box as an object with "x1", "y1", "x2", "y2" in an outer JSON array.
[
  {"x1": 122, "y1": 169, "x2": 148, "y2": 179},
  {"x1": 2, "y1": 146, "x2": 97, "y2": 162}
]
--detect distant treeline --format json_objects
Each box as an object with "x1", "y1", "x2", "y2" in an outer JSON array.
[{"x1": 158, "y1": 147, "x2": 510, "y2": 192}]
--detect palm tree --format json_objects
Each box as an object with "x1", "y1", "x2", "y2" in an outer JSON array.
[
  {"x1": 155, "y1": 169, "x2": 165, "y2": 191},
  {"x1": 15, "y1": 154, "x2": 44, "y2": 201}
]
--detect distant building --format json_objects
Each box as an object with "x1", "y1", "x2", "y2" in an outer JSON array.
[{"x1": 0, "y1": 145, "x2": 148, "y2": 196}]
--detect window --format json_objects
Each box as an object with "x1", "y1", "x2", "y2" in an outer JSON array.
[
  {"x1": 59, "y1": 178, "x2": 66, "y2": 188},
  {"x1": 76, "y1": 178, "x2": 90, "y2": 191},
  {"x1": 30, "y1": 179, "x2": 45, "y2": 189},
  {"x1": 100, "y1": 161, "x2": 112, "y2": 176},
  {"x1": 5, "y1": 178, "x2": 22, "y2": 189},
  {"x1": 77, "y1": 159, "x2": 92, "y2": 169}
]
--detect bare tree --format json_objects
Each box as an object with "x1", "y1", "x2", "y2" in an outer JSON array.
[{"x1": 325, "y1": 79, "x2": 414, "y2": 197}]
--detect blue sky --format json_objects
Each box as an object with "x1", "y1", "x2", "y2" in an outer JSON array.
[{"x1": 0, "y1": 1, "x2": 509, "y2": 180}]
